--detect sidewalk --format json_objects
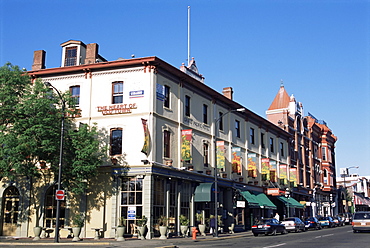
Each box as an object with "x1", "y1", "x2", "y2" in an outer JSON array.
[{"x1": 0, "y1": 231, "x2": 252, "y2": 247}]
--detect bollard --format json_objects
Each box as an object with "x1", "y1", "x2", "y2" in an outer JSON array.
[{"x1": 191, "y1": 226, "x2": 198, "y2": 240}]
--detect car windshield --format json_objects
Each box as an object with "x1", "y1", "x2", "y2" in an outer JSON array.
[{"x1": 354, "y1": 213, "x2": 370, "y2": 219}]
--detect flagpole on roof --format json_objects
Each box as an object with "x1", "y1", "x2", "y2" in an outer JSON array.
[{"x1": 188, "y1": 6, "x2": 191, "y2": 67}]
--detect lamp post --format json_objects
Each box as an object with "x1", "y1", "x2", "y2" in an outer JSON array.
[
  {"x1": 45, "y1": 82, "x2": 65, "y2": 243},
  {"x1": 285, "y1": 188, "x2": 290, "y2": 217},
  {"x1": 342, "y1": 166, "x2": 359, "y2": 213},
  {"x1": 213, "y1": 108, "x2": 245, "y2": 238}
]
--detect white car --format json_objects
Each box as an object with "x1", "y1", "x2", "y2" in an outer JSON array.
[{"x1": 280, "y1": 217, "x2": 306, "y2": 232}]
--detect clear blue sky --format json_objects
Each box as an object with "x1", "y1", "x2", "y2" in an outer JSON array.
[{"x1": 1, "y1": 0, "x2": 369, "y2": 176}]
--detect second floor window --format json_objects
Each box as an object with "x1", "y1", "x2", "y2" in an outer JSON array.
[
  {"x1": 112, "y1": 81, "x2": 123, "y2": 104},
  {"x1": 235, "y1": 120, "x2": 240, "y2": 138},
  {"x1": 280, "y1": 142, "x2": 284, "y2": 157},
  {"x1": 270, "y1": 137, "x2": 274, "y2": 153},
  {"x1": 70, "y1": 86, "x2": 80, "y2": 106},
  {"x1": 163, "y1": 130, "x2": 171, "y2": 158},
  {"x1": 203, "y1": 104, "x2": 208, "y2": 124},
  {"x1": 164, "y1": 85, "x2": 170, "y2": 108},
  {"x1": 250, "y1": 128, "x2": 255, "y2": 144},
  {"x1": 261, "y1": 133, "x2": 265, "y2": 148},
  {"x1": 185, "y1": 95, "x2": 190, "y2": 117},
  {"x1": 110, "y1": 128, "x2": 122, "y2": 156},
  {"x1": 219, "y1": 112, "x2": 223, "y2": 131}
]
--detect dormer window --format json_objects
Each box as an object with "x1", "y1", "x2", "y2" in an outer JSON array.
[{"x1": 65, "y1": 46, "x2": 78, "y2": 66}]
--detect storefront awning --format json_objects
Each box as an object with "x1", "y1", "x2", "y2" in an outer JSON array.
[
  {"x1": 194, "y1": 183, "x2": 215, "y2": 202},
  {"x1": 254, "y1": 192, "x2": 277, "y2": 210},
  {"x1": 277, "y1": 196, "x2": 304, "y2": 208},
  {"x1": 240, "y1": 191, "x2": 260, "y2": 208}
]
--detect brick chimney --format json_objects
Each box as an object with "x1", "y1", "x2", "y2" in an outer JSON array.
[
  {"x1": 32, "y1": 50, "x2": 46, "y2": 70},
  {"x1": 222, "y1": 87, "x2": 233, "y2": 100},
  {"x1": 84, "y1": 43, "x2": 99, "y2": 64}
]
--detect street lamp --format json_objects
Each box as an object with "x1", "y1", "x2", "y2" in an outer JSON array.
[
  {"x1": 213, "y1": 107, "x2": 245, "y2": 238},
  {"x1": 285, "y1": 188, "x2": 290, "y2": 218},
  {"x1": 45, "y1": 82, "x2": 65, "y2": 243},
  {"x1": 342, "y1": 166, "x2": 359, "y2": 213}
]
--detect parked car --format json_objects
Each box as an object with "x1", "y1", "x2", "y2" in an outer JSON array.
[
  {"x1": 304, "y1": 217, "x2": 322, "y2": 230},
  {"x1": 281, "y1": 217, "x2": 306, "y2": 232},
  {"x1": 251, "y1": 218, "x2": 287, "y2": 236},
  {"x1": 352, "y1": 211, "x2": 370, "y2": 233},
  {"x1": 333, "y1": 216, "x2": 344, "y2": 226},
  {"x1": 318, "y1": 216, "x2": 336, "y2": 228}
]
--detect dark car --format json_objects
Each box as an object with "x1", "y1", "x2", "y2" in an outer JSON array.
[
  {"x1": 252, "y1": 218, "x2": 287, "y2": 236},
  {"x1": 318, "y1": 216, "x2": 336, "y2": 228},
  {"x1": 304, "y1": 217, "x2": 322, "y2": 230},
  {"x1": 281, "y1": 217, "x2": 306, "y2": 232}
]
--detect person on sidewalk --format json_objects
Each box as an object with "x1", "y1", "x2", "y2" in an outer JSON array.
[{"x1": 210, "y1": 215, "x2": 216, "y2": 236}]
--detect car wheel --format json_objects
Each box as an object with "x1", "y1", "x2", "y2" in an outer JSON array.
[
  {"x1": 295, "y1": 227, "x2": 299, "y2": 233},
  {"x1": 272, "y1": 229, "x2": 277, "y2": 236},
  {"x1": 254, "y1": 233, "x2": 258, "y2": 237}
]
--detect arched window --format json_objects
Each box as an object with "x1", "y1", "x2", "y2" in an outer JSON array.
[
  {"x1": 2, "y1": 186, "x2": 20, "y2": 236},
  {"x1": 44, "y1": 185, "x2": 66, "y2": 228}
]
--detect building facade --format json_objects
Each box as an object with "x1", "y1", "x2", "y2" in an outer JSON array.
[
  {"x1": 1, "y1": 40, "x2": 335, "y2": 239},
  {"x1": 266, "y1": 85, "x2": 338, "y2": 217}
]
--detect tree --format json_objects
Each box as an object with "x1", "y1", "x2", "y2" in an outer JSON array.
[{"x1": 0, "y1": 62, "x2": 105, "y2": 196}]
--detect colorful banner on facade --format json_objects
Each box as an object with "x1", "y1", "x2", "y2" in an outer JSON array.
[
  {"x1": 269, "y1": 160, "x2": 277, "y2": 182},
  {"x1": 261, "y1": 158, "x2": 270, "y2": 180},
  {"x1": 181, "y1": 129, "x2": 192, "y2": 162},
  {"x1": 247, "y1": 153, "x2": 257, "y2": 177},
  {"x1": 232, "y1": 147, "x2": 241, "y2": 174},
  {"x1": 289, "y1": 167, "x2": 297, "y2": 187},
  {"x1": 216, "y1": 141, "x2": 225, "y2": 169},
  {"x1": 141, "y1": 119, "x2": 150, "y2": 156},
  {"x1": 279, "y1": 164, "x2": 287, "y2": 184}
]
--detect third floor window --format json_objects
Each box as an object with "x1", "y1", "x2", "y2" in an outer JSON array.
[{"x1": 185, "y1": 95, "x2": 190, "y2": 117}]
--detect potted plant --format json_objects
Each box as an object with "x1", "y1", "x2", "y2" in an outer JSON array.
[
  {"x1": 157, "y1": 215, "x2": 168, "y2": 239},
  {"x1": 33, "y1": 226, "x2": 42, "y2": 241},
  {"x1": 72, "y1": 214, "x2": 84, "y2": 241},
  {"x1": 179, "y1": 215, "x2": 189, "y2": 237},
  {"x1": 196, "y1": 213, "x2": 206, "y2": 236},
  {"x1": 136, "y1": 215, "x2": 147, "y2": 240},
  {"x1": 116, "y1": 217, "x2": 126, "y2": 241}
]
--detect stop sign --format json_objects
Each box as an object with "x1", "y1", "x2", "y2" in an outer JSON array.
[{"x1": 55, "y1": 190, "x2": 65, "y2": 200}]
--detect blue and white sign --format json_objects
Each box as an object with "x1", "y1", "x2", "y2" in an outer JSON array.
[
  {"x1": 127, "y1": 206, "x2": 136, "y2": 220},
  {"x1": 129, "y1": 90, "x2": 144, "y2": 98}
]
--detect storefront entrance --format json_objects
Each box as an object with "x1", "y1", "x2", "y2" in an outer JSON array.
[{"x1": 1, "y1": 186, "x2": 20, "y2": 236}]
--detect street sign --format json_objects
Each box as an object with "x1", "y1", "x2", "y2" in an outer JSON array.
[{"x1": 55, "y1": 190, "x2": 65, "y2": 200}]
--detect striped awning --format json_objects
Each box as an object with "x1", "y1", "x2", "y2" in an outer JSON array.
[{"x1": 354, "y1": 193, "x2": 370, "y2": 207}]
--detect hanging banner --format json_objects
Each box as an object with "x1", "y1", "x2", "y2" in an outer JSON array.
[
  {"x1": 269, "y1": 160, "x2": 277, "y2": 182},
  {"x1": 232, "y1": 147, "x2": 241, "y2": 174},
  {"x1": 247, "y1": 153, "x2": 257, "y2": 177},
  {"x1": 279, "y1": 164, "x2": 287, "y2": 184},
  {"x1": 216, "y1": 141, "x2": 225, "y2": 169},
  {"x1": 181, "y1": 129, "x2": 192, "y2": 162},
  {"x1": 289, "y1": 167, "x2": 297, "y2": 187},
  {"x1": 141, "y1": 119, "x2": 151, "y2": 156},
  {"x1": 261, "y1": 158, "x2": 270, "y2": 180}
]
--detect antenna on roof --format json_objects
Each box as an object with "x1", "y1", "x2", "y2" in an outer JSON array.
[{"x1": 187, "y1": 6, "x2": 191, "y2": 67}]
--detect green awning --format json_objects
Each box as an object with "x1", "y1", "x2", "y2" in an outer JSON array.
[
  {"x1": 253, "y1": 192, "x2": 277, "y2": 210},
  {"x1": 277, "y1": 196, "x2": 304, "y2": 209},
  {"x1": 194, "y1": 183, "x2": 214, "y2": 202},
  {"x1": 240, "y1": 191, "x2": 260, "y2": 208}
]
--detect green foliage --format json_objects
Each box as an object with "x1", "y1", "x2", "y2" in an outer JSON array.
[
  {"x1": 196, "y1": 213, "x2": 204, "y2": 224},
  {"x1": 157, "y1": 215, "x2": 168, "y2": 226},
  {"x1": 118, "y1": 217, "x2": 126, "y2": 227},
  {"x1": 179, "y1": 215, "x2": 189, "y2": 226},
  {"x1": 0, "y1": 63, "x2": 105, "y2": 195},
  {"x1": 136, "y1": 215, "x2": 147, "y2": 227},
  {"x1": 72, "y1": 214, "x2": 85, "y2": 227}
]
